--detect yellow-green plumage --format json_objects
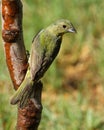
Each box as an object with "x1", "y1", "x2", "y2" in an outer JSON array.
[{"x1": 11, "y1": 19, "x2": 76, "y2": 106}]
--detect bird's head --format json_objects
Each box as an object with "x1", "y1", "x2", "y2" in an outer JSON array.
[{"x1": 47, "y1": 19, "x2": 77, "y2": 36}]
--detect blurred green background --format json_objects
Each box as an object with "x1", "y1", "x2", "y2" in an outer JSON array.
[{"x1": 0, "y1": 0, "x2": 104, "y2": 130}]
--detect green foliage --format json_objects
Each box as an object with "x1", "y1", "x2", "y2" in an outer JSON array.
[
  {"x1": 39, "y1": 93, "x2": 104, "y2": 130},
  {"x1": 95, "y1": 37, "x2": 104, "y2": 78},
  {"x1": 0, "y1": 93, "x2": 16, "y2": 130},
  {"x1": 43, "y1": 60, "x2": 63, "y2": 89}
]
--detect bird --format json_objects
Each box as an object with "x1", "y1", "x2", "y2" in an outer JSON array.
[{"x1": 11, "y1": 19, "x2": 76, "y2": 106}]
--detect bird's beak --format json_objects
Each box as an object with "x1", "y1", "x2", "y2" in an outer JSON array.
[{"x1": 68, "y1": 23, "x2": 77, "y2": 33}]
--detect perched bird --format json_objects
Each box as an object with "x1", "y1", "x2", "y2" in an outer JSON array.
[{"x1": 11, "y1": 19, "x2": 76, "y2": 106}]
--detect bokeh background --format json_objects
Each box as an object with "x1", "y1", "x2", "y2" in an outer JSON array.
[{"x1": 0, "y1": 0, "x2": 104, "y2": 130}]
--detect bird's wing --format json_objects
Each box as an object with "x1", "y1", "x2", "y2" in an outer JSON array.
[{"x1": 29, "y1": 30, "x2": 44, "y2": 81}]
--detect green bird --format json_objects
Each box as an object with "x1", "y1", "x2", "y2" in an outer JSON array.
[{"x1": 11, "y1": 19, "x2": 76, "y2": 106}]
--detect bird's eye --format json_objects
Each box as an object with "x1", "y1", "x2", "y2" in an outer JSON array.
[{"x1": 63, "y1": 25, "x2": 67, "y2": 28}]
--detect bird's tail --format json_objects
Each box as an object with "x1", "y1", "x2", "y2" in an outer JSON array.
[{"x1": 10, "y1": 77, "x2": 34, "y2": 107}]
